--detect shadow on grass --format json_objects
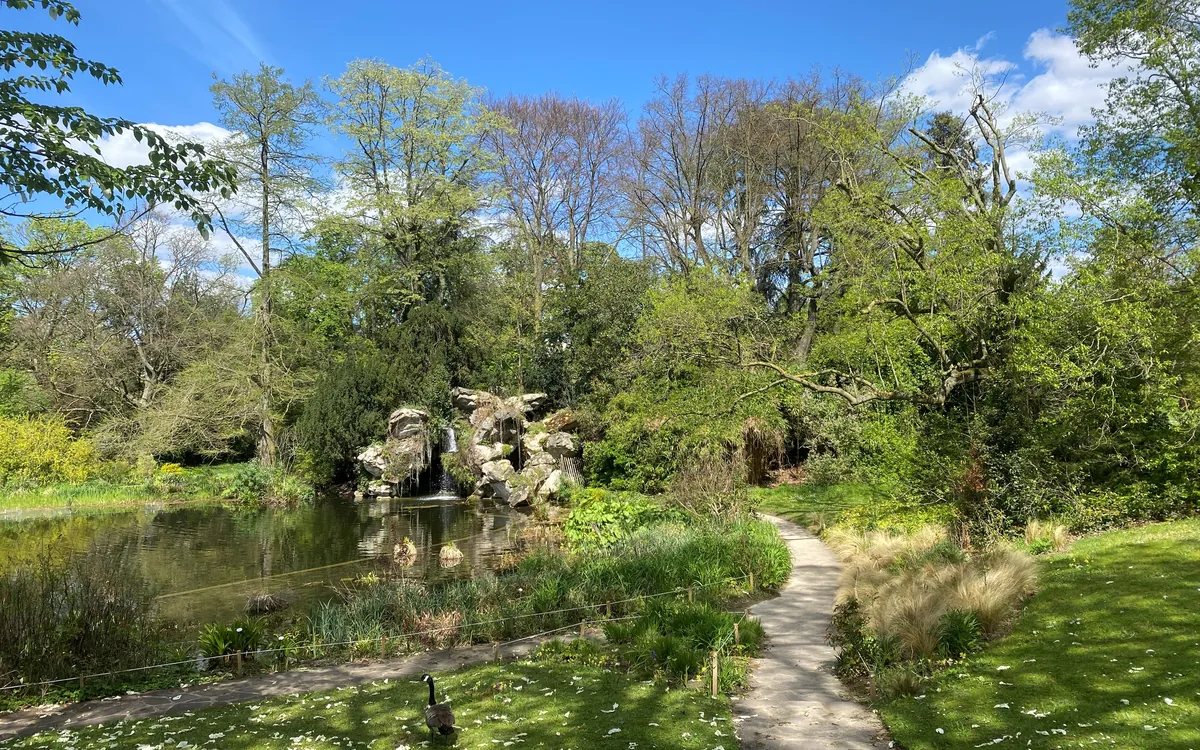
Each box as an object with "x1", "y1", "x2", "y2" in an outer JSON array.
[
  {"x1": 881, "y1": 517, "x2": 1200, "y2": 750},
  {"x1": 1, "y1": 661, "x2": 734, "y2": 750}
]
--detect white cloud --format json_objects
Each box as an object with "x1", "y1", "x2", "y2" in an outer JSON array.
[
  {"x1": 902, "y1": 29, "x2": 1129, "y2": 139},
  {"x1": 93, "y1": 122, "x2": 233, "y2": 168},
  {"x1": 159, "y1": 0, "x2": 268, "y2": 71}
]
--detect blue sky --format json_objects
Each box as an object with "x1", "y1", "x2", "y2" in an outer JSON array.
[{"x1": 24, "y1": 0, "x2": 1076, "y2": 127}]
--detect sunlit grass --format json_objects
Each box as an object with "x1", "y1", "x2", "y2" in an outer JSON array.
[
  {"x1": 0, "y1": 659, "x2": 735, "y2": 749},
  {"x1": 881, "y1": 517, "x2": 1200, "y2": 749},
  {"x1": 0, "y1": 465, "x2": 243, "y2": 513},
  {"x1": 751, "y1": 482, "x2": 881, "y2": 527}
]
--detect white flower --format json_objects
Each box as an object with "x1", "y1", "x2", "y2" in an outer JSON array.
[
  {"x1": 935, "y1": 728, "x2": 944, "y2": 734},
  {"x1": 607, "y1": 728, "x2": 621, "y2": 735}
]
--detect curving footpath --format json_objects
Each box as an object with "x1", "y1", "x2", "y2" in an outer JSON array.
[
  {"x1": 3, "y1": 515, "x2": 890, "y2": 748},
  {"x1": 733, "y1": 514, "x2": 889, "y2": 749}
]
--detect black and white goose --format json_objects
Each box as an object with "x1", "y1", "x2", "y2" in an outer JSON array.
[{"x1": 420, "y1": 673, "x2": 455, "y2": 736}]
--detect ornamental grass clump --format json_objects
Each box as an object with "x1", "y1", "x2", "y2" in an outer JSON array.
[{"x1": 826, "y1": 525, "x2": 1038, "y2": 695}]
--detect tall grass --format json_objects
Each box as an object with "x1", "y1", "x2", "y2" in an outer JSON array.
[
  {"x1": 0, "y1": 545, "x2": 166, "y2": 688},
  {"x1": 826, "y1": 526, "x2": 1038, "y2": 694},
  {"x1": 309, "y1": 517, "x2": 789, "y2": 650}
]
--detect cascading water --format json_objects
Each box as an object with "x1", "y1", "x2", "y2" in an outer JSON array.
[{"x1": 434, "y1": 427, "x2": 459, "y2": 497}]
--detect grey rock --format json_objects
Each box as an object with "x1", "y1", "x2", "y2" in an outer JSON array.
[
  {"x1": 522, "y1": 430, "x2": 549, "y2": 455},
  {"x1": 506, "y1": 484, "x2": 531, "y2": 507},
  {"x1": 545, "y1": 431, "x2": 578, "y2": 458},
  {"x1": 481, "y1": 459, "x2": 514, "y2": 483},
  {"x1": 537, "y1": 469, "x2": 563, "y2": 500},
  {"x1": 356, "y1": 443, "x2": 387, "y2": 477},
  {"x1": 366, "y1": 480, "x2": 395, "y2": 497},
  {"x1": 525, "y1": 451, "x2": 557, "y2": 468}
]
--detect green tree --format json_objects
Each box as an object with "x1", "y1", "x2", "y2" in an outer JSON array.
[
  {"x1": 210, "y1": 64, "x2": 323, "y2": 466},
  {"x1": 0, "y1": 0, "x2": 235, "y2": 262}
]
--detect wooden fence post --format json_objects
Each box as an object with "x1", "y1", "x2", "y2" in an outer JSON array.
[
  {"x1": 580, "y1": 619, "x2": 586, "y2": 638},
  {"x1": 235, "y1": 650, "x2": 243, "y2": 677},
  {"x1": 733, "y1": 623, "x2": 740, "y2": 645},
  {"x1": 748, "y1": 572, "x2": 755, "y2": 591},
  {"x1": 711, "y1": 651, "x2": 719, "y2": 696},
  {"x1": 687, "y1": 586, "x2": 694, "y2": 603},
  {"x1": 380, "y1": 635, "x2": 388, "y2": 659}
]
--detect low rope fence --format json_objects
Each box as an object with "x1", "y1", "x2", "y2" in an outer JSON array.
[{"x1": 0, "y1": 574, "x2": 756, "y2": 695}]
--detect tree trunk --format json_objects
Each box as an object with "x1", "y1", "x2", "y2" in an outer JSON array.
[{"x1": 257, "y1": 134, "x2": 277, "y2": 467}]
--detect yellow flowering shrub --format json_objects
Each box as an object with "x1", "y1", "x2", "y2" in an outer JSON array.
[{"x1": 0, "y1": 415, "x2": 101, "y2": 485}]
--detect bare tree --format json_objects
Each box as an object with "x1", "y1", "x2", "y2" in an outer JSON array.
[
  {"x1": 625, "y1": 75, "x2": 763, "y2": 274},
  {"x1": 487, "y1": 92, "x2": 626, "y2": 312}
]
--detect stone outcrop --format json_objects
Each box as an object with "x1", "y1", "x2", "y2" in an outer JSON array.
[
  {"x1": 449, "y1": 388, "x2": 580, "y2": 507},
  {"x1": 356, "y1": 408, "x2": 432, "y2": 496}
]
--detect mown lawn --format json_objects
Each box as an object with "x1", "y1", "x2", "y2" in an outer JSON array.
[
  {"x1": 882, "y1": 517, "x2": 1200, "y2": 749},
  {"x1": 0, "y1": 660, "x2": 736, "y2": 750},
  {"x1": 751, "y1": 482, "x2": 881, "y2": 525}
]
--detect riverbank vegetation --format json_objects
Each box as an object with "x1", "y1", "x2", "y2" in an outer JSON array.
[{"x1": 0, "y1": 495, "x2": 785, "y2": 710}]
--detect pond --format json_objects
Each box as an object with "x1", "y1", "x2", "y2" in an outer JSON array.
[{"x1": 0, "y1": 494, "x2": 527, "y2": 625}]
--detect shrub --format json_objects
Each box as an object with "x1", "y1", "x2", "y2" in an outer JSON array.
[
  {"x1": 0, "y1": 546, "x2": 165, "y2": 688},
  {"x1": 0, "y1": 415, "x2": 101, "y2": 486},
  {"x1": 151, "y1": 462, "x2": 187, "y2": 493},
  {"x1": 937, "y1": 609, "x2": 983, "y2": 657},
  {"x1": 562, "y1": 489, "x2": 679, "y2": 547},
  {"x1": 826, "y1": 525, "x2": 1038, "y2": 685},
  {"x1": 217, "y1": 462, "x2": 271, "y2": 503},
  {"x1": 668, "y1": 457, "x2": 757, "y2": 520},
  {"x1": 269, "y1": 472, "x2": 316, "y2": 504}
]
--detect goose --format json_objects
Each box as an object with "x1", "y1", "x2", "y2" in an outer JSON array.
[{"x1": 420, "y1": 673, "x2": 455, "y2": 735}]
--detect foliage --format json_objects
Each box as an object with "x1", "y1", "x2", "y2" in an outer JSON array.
[
  {"x1": 197, "y1": 617, "x2": 265, "y2": 663},
  {"x1": 0, "y1": 544, "x2": 165, "y2": 688},
  {"x1": 309, "y1": 516, "x2": 789, "y2": 649},
  {"x1": 0, "y1": 1, "x2": 236, "y2": 262},
  {"x1": 825, "y1": 526, "x2": 1037, "y2": 686},
  {"x1": 882, "y1": 517, "x2": 1200, "y2": 749},
  {"x1": 561, "y1": 488, "x2": 679, "y2": 546},
  {"x1": 0, "y1": 415, "x2": 100, "y2": 485}
]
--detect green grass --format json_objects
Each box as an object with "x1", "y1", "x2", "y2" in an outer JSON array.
[
  {"x1": 0, "y1": 464, "x2": 250, "y2": 512},
  {"x1": 881, "y1": 517, "x2": 1200, "y2": 749},
  {"x1": 0, "y1": 659, "x2": 736, "y2": 750},
  {"x1": 751, "y1": 482, "x2": 881, "y2": 526}
]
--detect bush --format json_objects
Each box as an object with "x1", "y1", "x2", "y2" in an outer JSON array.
[
  {"x1": 562, "y1": 488, "x2": 679, "y2": 546},
  {"x1": 198, "y1": 617, "x2": 265, "y2": 664},
  {"x1": 216, "y1": 462, "x2": 271, "y2": 502},
  {"x1": 0, "y1": 415, "x2": 101, "y2": 486},
  {"x1": 0, "y1": 546, "x2": 165, "y2": 688},
  {"x1": 826, "y1": 526, "x2": 1038, "y2": 685}
]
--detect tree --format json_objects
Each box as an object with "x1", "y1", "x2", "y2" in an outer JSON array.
[
  {"x1": 210, "y1": 64, "x2": 323, "y2": 466},
  {"x1": 0, "y1": 0, "x2": 235, "y2": 262},
  {"x1": 486, "y1": 94, "x2": 626, "y2": 327},
  {"x1": 7, "y1": 214, "x2": 243, "y2": 434}
]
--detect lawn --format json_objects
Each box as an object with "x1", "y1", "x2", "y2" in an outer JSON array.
[
  {"x1": 751, "y1": 482, "x2": 881, "y2": 526},
  {"x1": 0, "y1": 465, "x2": 244, "y2": 513},
  {"x1": 0, "y1": 659, "x2": 736, "y2": 750},
  {"x1": 881, "y1": 517, "x2": 1200, "y2": 749}
]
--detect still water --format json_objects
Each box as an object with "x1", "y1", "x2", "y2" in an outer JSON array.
[{"x1": 0, "y1": 495, "x2": 526, "y2": 624}]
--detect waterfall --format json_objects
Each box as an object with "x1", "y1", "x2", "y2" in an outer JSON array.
[{"x1": 444, "y1": 427, "x2": 458, "y2": 454}]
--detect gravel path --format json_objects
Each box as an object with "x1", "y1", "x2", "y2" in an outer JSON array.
[{"x1": 733, "y1": 514, "x2": 890, "y2": 749}]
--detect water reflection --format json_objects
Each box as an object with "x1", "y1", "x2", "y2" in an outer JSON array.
[{"x1": 0, "y1": 496, "x2": 525, "y2": 624}]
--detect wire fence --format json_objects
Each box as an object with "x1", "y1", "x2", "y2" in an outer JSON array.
[{"x1": 0, "y1": 574, "x2": 756, "y2": 694}]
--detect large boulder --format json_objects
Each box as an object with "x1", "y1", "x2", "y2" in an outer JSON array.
[
  {"x1": 545, "y1": 432, "x2": 578, "y2": 458},
  {"x1": 481, "y1": 459, "x2": 515, "y2": 483},
  {"x1": 357, "y1": 407, "x2": 432, "y2": 494},
  {"x1": 544, "y1": 409, "x2": 578, "y2": 433},
  {"x1": 537, "y1": 469, "x2": 563, "y2": 500},
  {"x1": 522, "y1": 430, "x2": 550, "y2": 455},
  {"x1": 356, "y1": 443, "x2": 388, "y2": 478}
]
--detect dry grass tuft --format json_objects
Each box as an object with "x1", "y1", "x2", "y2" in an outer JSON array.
[
  {"x1": 1024, "y1": 519, "x2": 1070, "y2": 552},
  {"x1": 829, "y1": 524, "x2": 1038, "y2": 664}
]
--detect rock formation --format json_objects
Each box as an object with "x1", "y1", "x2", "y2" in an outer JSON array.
[
  {"x1": 356, "y1": 408, "x2": 432, "y2": 496},
  {"x1": 448, "y1": 387, "x2": 580, "y2": 507}
]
